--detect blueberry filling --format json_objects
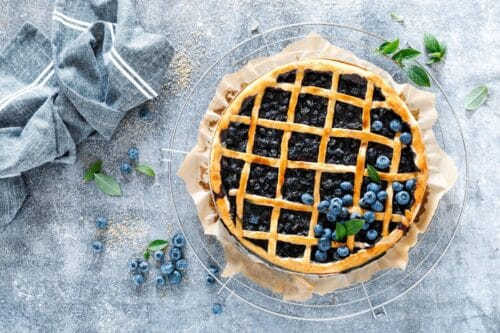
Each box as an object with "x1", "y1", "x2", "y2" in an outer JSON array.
[
  {"x1": 242, "y1": 201, "x2": 272, "y2": 231},
  {"x1": 239, "y1": 95, "x2": 256, "y2": 116},
  {"x1": 388, "y1": 221, "x2": 399, "y2": 233},
  {"x1": 372, "y1": 87, "x2": 385, "y2": 101},
  {"x1": 276, "y1": 242, "x2": 305, "y2": 258},
  {"x1": 360, "y1": 177, "x2": 388, "y2": 211},
  {"x1": 220, "y1": 122, "x2": 249, "y2": 152},
  {"x1": 333, "y1": 102, "x2": 363, "y2": 130},
  {"x1": 244, "y1": 238, "x2": 268, "y2": 251},
  {"x1": 259, "y1": 87, "x2": 291, "y2": 121},
  {"x1": 365, "y1": 143, "x2": 393, "y2": 169},
  {"x1": 287, "y1": 132, "x2": 321, "y2": 162},
  {"x1": 228, "y1": 196, "x2": 236, "y2": 221},
  {"x1": 370, "y1": 108, "x2": 402, "y2": 139},
  {"x1": 392, "y1": 183, "x2": 416, "y2": 215},
  {"x1": 338, "y1": 74, "x2": 367, "y2": 99},
  {"x1": 247, "y1": 164, "x2": 278, "y2": 198},
  {"x1": 282, "y1": 168, "x2": 315, "y2": 203},
  {"x1": 325, "y1": 137, "x2": 360, "y2": 165},
  {"x1": 252, "y1": 126, "x2": 283, "y2": 158},
  {"x1": 277, "y1": 210, "x2": 311, "y2": 236},
  {"x1": 294, "y1": 93, "x2": 328, "y2": 128},
  {"x1": 221, "y1": 157, "x2": 244, "y2": 193},
  {"x1": 319, "y1": 172, "x2": 355, "y2": 202},
  {"x1": 301, "y1": 70, "x2": 333, "y2": 89},
  {"x1": 356, "y1": 220, "x2": 383, "y2": 244},
  {"x1": 398, "y1": 147, "x2": 418, "y2": 173},
  {"x1": 277, "y1": 70, "x2": 297, "y2": 83},
  {"x1": 311, "y1": 246, "x2": 340, "y2": 263}
]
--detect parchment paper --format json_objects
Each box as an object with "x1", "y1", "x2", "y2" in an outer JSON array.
[{"x1": 178, "y1": 34, "x2": 458, "y2": 301}]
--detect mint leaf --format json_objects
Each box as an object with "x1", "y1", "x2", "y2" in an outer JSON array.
[
  {"x1": 135, "y1": 164, "x2": 156, "y2": 177},
  {"x1": 424, "y1": 33, "x2": 446, "y2": 64},
  {"x1": 335, "y1": 223, "x2": 347, "y2": 241},
  {"x1": 344, "y1": 219, "x2": 365, "y2": 235},
  {"x1": 367, "y1": 164, "x2": 381, "y2": 184},
  {"x1": 464, "y1": 86, "x2": 488, "y2": 111},
  {"x1": 147, "y1": 239, "x2": 168, "y2": 251},
  {"x1": 406, "y1": 65, "x2": 431, "y2": 87},
  {"x1": 94, "y1": 173, "x2": 122, "y2": 196},
  {"x1": 143, "y1": 251, "x2": 150, "y2": 260},
  {"x1": 377, "y1": 39, "x2": 399, "y2": 55},
  {"x1": 83, "y1": 160, "x2": 102, "y2": 182},
  {"x1": 390, "y1": 13, "x2": 404, "y2": 22},
  {"x1": 392, "y1": 48, "x2": 421, "y2": 65}
]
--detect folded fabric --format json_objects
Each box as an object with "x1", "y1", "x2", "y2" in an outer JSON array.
[{"x1": 0, "y1": 0, "x2": 173, "y2": 226}]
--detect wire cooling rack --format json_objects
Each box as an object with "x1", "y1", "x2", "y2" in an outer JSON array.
[{"x1": 161, "y1": 22, "x2": 468, "y2": 321}]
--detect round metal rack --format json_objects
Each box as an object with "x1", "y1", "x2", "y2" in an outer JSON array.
[{"x1": 163, "y1": 22, "x2": 468, "y2": 320}]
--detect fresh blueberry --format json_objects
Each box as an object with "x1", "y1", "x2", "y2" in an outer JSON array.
[
  {"x1": 92, "y1": 241, "x2": 103, "y2": 253},
  {"x1": 206, "y1": 274, "x2": 216, "y2": 284},
  {"x1": 169, "y1": 247, "x2": 182, "y2": 261},
  {"x1": 331, "y1": 230, "x2": 337, "y2": 241},
  {"x1": 155, "y1": 275, "x2": 165, "y2": 287},
  {"x1": 120, "y1": 162, "x2": 132, "y2": 174},
  {"x1": 154, "y1": 250, "x2": 164, "y2": 261},
  {"x1": 314, "y1": 249, "x2": 328, "y2": 262},
  {"x1": 392, "y1": 182, "x2": 404, "y2": 192},
  {"x1": 249, "y1": 215, "x2": 259, "y2": 225},
  {"x1": 367, "y1": 183, "x2": 380, "y2": 193},
  {"x1": 326, "y1": 211, "x2": 337, "y2": 222},
  {"x1": 395, "y1": 191, "x2": 410, "y2": 205},
  {"x1": 208, "y1": 265, "x2": 219, "y2": 275},
  {"x1": 168, "y1": 270, "x2": 182, "y2": 284},
  {"x1": 127, "y1": 147, "x2": 139, "y2": 160},
  {"x1": 95, "y1": 216, "x2": 107, "y2": 229},
  {"x1": 371, "y1": 120, "x2": 383, "y2": 132},
  {"x1": 314, "y1": 224, "x2": 323, "y2": 237},
  {"x1": 336, "y1": 246, "x2": 350, "y2": 257},
  {"x1": 138, "y1": 261, "x2": 149, "y2": 273},
  {"x1": 301, "y1": 193, "x2": 314, "y2": 205},
  {"x1": 342, "y1": 194, "x2": 353, "y2": 206},
  {"x1": 389, "y1": 119, "x2": 402, "y2": 132},
  {"x1": 212, "y1": 303, "x2": 223, "y2": 315},
  {"x1": 172, "y1": 233, "x2": 186, "y2": 248},
  {"x1": 359, "y1": 198, "x2": 370, "y2": 209},
  {"x1": 321, "y1": 228, "x2": 332, "y2": 240},
  {"x1": 317, "y1": 200, "x2": 330, "y2": 213},
  {"x1": 318, "y1": 237, "x2": 331, "y2": 251},
  {"x1": 350, "y1": 212, "x2": 362, "y2": 220},
  {"x1": 175, "y1": 259, "x2": 188, "y2": 271},
  {"x1": 362, "y1": 222, "x2": 370, "y2": 230},
  {"x1": 340, "y1": 181, "x2": 353, "y2": 192},
  {"x1": 377, "y1": 190, "x2": 388, "y2": 201},
  {"x1": 363, "y1": 211, "x2": 375, "y2": 223},
  {"x1": 127, "y1": 259, "x2": 139, "y2": 271},
  {"x1": 339, "y1": 207, "x2": 349, "y2": 219},
  {"x1": 133, "y1": 274, "x2": 144, "y2": 286},
  {"x1": 371, "y1": 200, "x2": 384, "y2": 212},
  {"x1": 375, "y1": 155, "x2": 390, "y2": 170},
  {"x1": 367, "y1": 229, "x2": 378, "y2": 241},
  {"x1": 400, "y1": 132, "x2": 412, "y2": 145},
  {"x1": 160, "y1": 262, "x2": 175, "y2": 275},
  {"x1": 405, "y1": 179, "x2": 416, "y2": 191},
  {"x1": 363, "y1": 191, "x2": 377, "y2": 205}
]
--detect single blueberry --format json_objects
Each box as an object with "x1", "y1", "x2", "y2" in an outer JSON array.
[
  {"x1": 208, "y1": 265, "x2": 219, "y2": 275},
  {"x1": 363, "y1": 211, "x2": 375, "y2": 223},
  {"x1": 155, "y1": 275, "x2": 165, "y2": 287},
  {"x1": 206, "y1": 274, "x2": 216, "y2": 284},
  {"x1": 392, "y1": 182, "x2": 404, "y2": 192},
  {"x1": 363, "y1": 191, "x2": 377, "y2": 205},
  {"x1": 377, "y1": 190, "x2": 388, "y2": 201},
  {"x1": 314, "y1": 249, "x2": 328, "y2": 262},
  {"x1": 175, "y1": 259, "x2": 188, "y2": 271},
  {"x1": 375, "y1": 155, "x2": 390, "y2": 170},
  {"x1": 127, "y1": 147, "x2": 139, "y2": 160},
  {"x1": 212, "y1": 303, "x2": 223, "y2": 315},
  {"x1": 92, "y1": 241, "x2": 103, "y2": 253},
  {"x1": 400, "y1": 132, "x2": 412, "y2": 145},
  {"x1": 317, "y1": 200, "x2": 330, "y2": 213},
  {"x1": 367, "y1": 229, "x2": 378, "y2": 241},
  {"x1": 389, "y1": 119, "x2": 402, "y2": 132},
  {"x1": 350, "y1": 212, "x2": 362, "y2": 220},
  {"x1": 340, "y1": 181, "x2": 353, "y2": 192},
  {"x1": 248, "y1": 215, "x2": 259, "y2": 225},
  {"x1": 133, "y1": 274, "x2": 144, "y2": 286},
  {"x1": 127, "y1": 259, "x2": 139, "y2": 271},
  {"x1": 314, "y1": 224, "x2": 323, "y2": 237},
  {"x1": 321, "y1": 228, "x2": 332, "y2": 240},
  {"x1": 367, "y1": 183, "x2": 380, "y2": 193},
  {"x1": 371, "y1": 200, "x2": 384, "y2": 212},
  {"x1": 120, "y1": 162, "x2": 132, "y2": 174},
  {"x1": 172, "y1": 233, "x2": 186, "y2": 248},
  {"x1": 326, "y1": 211, "x2": 337, "y2": 222},
  {"x1": 359, "y1": 198, "x2": 370, "y2": 209},
  {"x1": 301, "y1": 193, "x2": 314, "y2": 205},
  {"x1": 405, "y1": 179, "x2": 416, "y2": 191},
  {"x1": 342, "y1": 194, "x2": 353, "y2": 206},
  {"x1": 331, "y1": 230, "x2": 337, "y2": 241},
  {"x1": 138, "y1": 261, "x2": 149, "y2": 273},
  {"x1": 160, "y1": 262, "x2": 174, "y2": 276},
  {"x1": 371, "y1": 120, "x2": 383, "y2": 132},
  {"x1": 95, "y1": 216, "x2": 107, "y2": 229},
  {"x1": 318, "y1": 237, "x2": 331, "y2": 251},
  {"x1": 168, "y1": 270, "x2": 182, "y2": 284},
  {"x1": 331, "y1": 197, "x2": 343, "y2": 207},
  {"x1": 169, "y1": 247, "x2": 182, "y2": 261},
  {"x1": 336, "y1": 246, "x2": 350, "y2": 258},
  {"x1": 395, "y1": 191, "x2": 410, "y2": 205},
  {"x1": 154, "y1": 250, "x2": 164, "y2": 262},
  {"x1": 339, "y1": 207, "x2": 349, "y2": 219},
  {"x1": 362, "y1": 222, "x2": 370, "y2": 230}
]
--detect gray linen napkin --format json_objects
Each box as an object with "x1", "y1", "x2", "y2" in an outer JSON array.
[{"x1": 0, "y1": 0, "x2": 173, "y2": 226}]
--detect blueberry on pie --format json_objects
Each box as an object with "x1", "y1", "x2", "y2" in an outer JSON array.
[{"x1": 210, "y1": 59, "x2": 428, "y2": 274}]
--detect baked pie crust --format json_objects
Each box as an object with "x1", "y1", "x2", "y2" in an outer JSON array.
[{"x1": 209, "y1": 59, "x2": 428, "y2": 275}]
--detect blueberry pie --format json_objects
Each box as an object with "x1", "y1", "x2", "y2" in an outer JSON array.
[{"x1": 210, "y1": 59, "x2": 428, "y2": 274}]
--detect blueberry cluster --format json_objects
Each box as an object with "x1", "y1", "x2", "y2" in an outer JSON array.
[
  {"x1": 333, "y1": 102, "x2": 363, "y2": 130},
  {"x1": 243, "y1": 201, "x2": 272, "y2": 232},
  {"x1": 252, "y1": 126, "x2": 283, "y2": 158},
  {"x1": 287, "y1": 132, "x2": 321, "y2": 162},
  {"x1": 239, "y1": 95, "x2": 255, "y2": 117},
  {"x1": 366, "y1": 142, "x2": 393, "y2": 171},
  {"x1": 220, "y1": 122, "x2": 249, "y2": 152},
  {"x1": 294, "y1": 93, "x2": 328, "y2": 128},
  {"x1": 91, "y1": 216, "x2": 108, "y2": 253},
  {"x1": 392, "y1": 179, "x2": 416, "y2": 214},
  {"x1": 325, "y1": 137, "x2": 360, "y2": 166},
  {"x1": 120, "y1": 147, "x2": 139, "y2": 173},
  {"x1": 259, "y1": 88, "x2": 290, "y2": 121},
  {"x1": 302, "y1": 70, "x2": 333, "y2": 89},
  {"x1": 247, "y1": 164, "x2": 278, "y2": 198},
  {"x1": 277, "y1": 209, "x2": 311, "y2": 236},
  {"x1": 276, "y1": 70, "x2": 296, "y2": 84},
  {"x1": 338, "y1": 74, "x2": 368, "y2": 99},
  {"x1": 220, "y1": 157, "x2": 244, "y2": 194},
  {"x1": 319, "y1": 172, "x2": 355, "y2": 202},
  {"x1": 282, "y1": 168, "x2": 315, "y2": 203},
  {"x1": 359, "y1": 179, "x2": 388, "y2": 212}
]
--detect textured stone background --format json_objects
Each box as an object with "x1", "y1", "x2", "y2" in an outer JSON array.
[{"x1": 0, "y1": 0, "x2": 499, "y2": 332}]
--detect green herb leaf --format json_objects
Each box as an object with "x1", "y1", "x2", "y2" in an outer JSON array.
[
  {"x1": 147, "y1": 239, "x2": 168, "y2": 251},
  {"x1": 423, "y1": 33, "x2": 446, "y2": 64},
  {"x1": 135, "y1": 164, "x2": 156, "y2": 177},
  {"x1": 392, "y1": 48, "x2": 421, "y2": 65},
  {"x1": 464, "y1": 86, "x2": 488, "y2": 111},
  {"x1": 406, "y1": 65, "x2": 431, "y2": 87},
  {"x1": 344, "y1": 219, "x2": 365, "y2": 235},
  {"x1": 83, "y1": 160, "x2": 102, "y2": 182},
  {"x1": 94, "y1": 173, "x2": 122, "y2": 196},
  {"x1": 367, "y1": 164, "x2": 381, "y2": 184},
  {"x1": 376, "y1": 39, "x2": 399, "y2": 55},
  {"x1": 390, "y1": 12, "x2": 404, "y2": 22},
  {"x1": 335, "y1": 223, "x2": 347, "y2": 241},
  {"x1": 143, "y1": 251, "x2": 150, "y2": 260}
]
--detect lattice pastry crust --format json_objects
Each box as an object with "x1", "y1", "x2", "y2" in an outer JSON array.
[{"x1": 209, "y1": 59, "x2": 428, "y2": 274}]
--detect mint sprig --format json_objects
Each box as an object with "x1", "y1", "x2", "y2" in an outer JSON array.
[
  {"x1": 335, "y1": 219, "x2": 365, "y2": 241},
  {"x1": 147, "y1": 239, "x2": 168, "y2": 251},
  {"x1": 392, "y1": 48, "x2": 421, "y2": 66},
  {"x1": 94, "y1": 173, "x2": 122, "y2": 196},
  {"x1": 390, "y1": 13, "x2": 404, "y2": 23},
  {"x1": 423, "y1": 33, "x2": 446, "y2": 64},
  {"x1": 464, "y1": 86, "x2": 488, "y2": 111},
  {"x1": 376, "y1": 38, "x2": 399, "y2": 55},
  {"x1": 83, "y1": 160, "x2": 102, "y2": 182},
  {"x1": 135, "y1": 164, "x2": 156, "y2": 177},
  {"x1": 367, "y1": 164, "x2": 381, "y2": 184}
]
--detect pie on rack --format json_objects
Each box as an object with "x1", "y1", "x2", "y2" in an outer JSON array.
[{"x1": 209, "y1": 59, "x2": 428, "y2": 275}]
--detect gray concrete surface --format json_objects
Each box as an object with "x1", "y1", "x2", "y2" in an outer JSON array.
[{"x1": 0, "y1": 0, "x2": 499, "y2": 332}]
